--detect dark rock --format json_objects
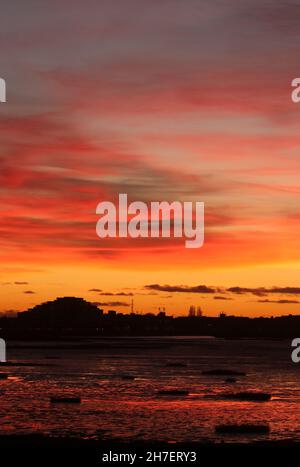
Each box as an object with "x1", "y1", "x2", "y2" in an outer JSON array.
[
  {"x1": 216, "y1": 423, "x2": 270, "y2": 434},
  {"x1": 224, "y1": 391, "x2": 271, "y2": 401},
  {"x1": 120, "y1": 375, "x2": 135, "y2": 380},
  {"x1": 50, "y1": 397, "x2": 81, "y2": 404},
  {"x1": 202, "y1": 369, "x2": 246, "y2": 376},
  {"x1": 157, "y1": 390, "x2": 189, "y2": 396},
  {"x1": 165, "y1": 362, "x2": 186, "y2": 368},
  {"x1": 224, "y1": 377, "x2": 237, "y2": 383}
]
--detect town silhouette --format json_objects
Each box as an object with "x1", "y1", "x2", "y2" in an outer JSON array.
[{"x1": 1, "y1": 296, "x2": 299, "y2": 340}]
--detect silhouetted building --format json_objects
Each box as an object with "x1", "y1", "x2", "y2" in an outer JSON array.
[
  {"x1": 107, "y1": 310, "x2": 117, "y2": 317},
  {"x1": 16, "y1": 297, "x2": 102, "y2": 337}
]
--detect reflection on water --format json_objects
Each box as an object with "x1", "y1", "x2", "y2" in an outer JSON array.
[{"x1": 0, "y1": 337, "x2": 299, "y2": 443}]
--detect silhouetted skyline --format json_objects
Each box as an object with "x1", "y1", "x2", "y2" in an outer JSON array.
[{"x1": 0, "y1": 296, "x2": 299, "y2": 340}]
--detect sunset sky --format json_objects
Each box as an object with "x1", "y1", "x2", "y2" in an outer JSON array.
[{"x1": 1, "y1": 0, "x2": 300, "y2": 316}]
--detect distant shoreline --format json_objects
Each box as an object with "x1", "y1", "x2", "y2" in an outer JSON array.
[
  {"x1": 4, "y1": 335, "x2": 291, "y2": 350},
  {"x1": 2, "y1": 297, "x2": 300, "y2": 340}
]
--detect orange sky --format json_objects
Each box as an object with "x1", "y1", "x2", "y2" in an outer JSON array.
[{"x1": 1, "y1": 1, "x2": 300, "y2": 316}]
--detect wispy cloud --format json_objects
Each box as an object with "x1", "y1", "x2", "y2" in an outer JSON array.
[
  {"x1": 256, "y1": 299, "x2": 299, "y2": 304},
  {"x1": 145, "y1": 284, "x2": 217, "y2": 293},
  {"x1": 214, "y1": 296, "x2": 233, "y2": 300},
  {"x1": 146, "y1": 284, "x2": 300, "y2": 299},
  {"x1": 98, "y1": 292, "x2": 133, "y2": 296},
  {"x1": 228, "y1": 287, "x2": 300, "y2": 296}
]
